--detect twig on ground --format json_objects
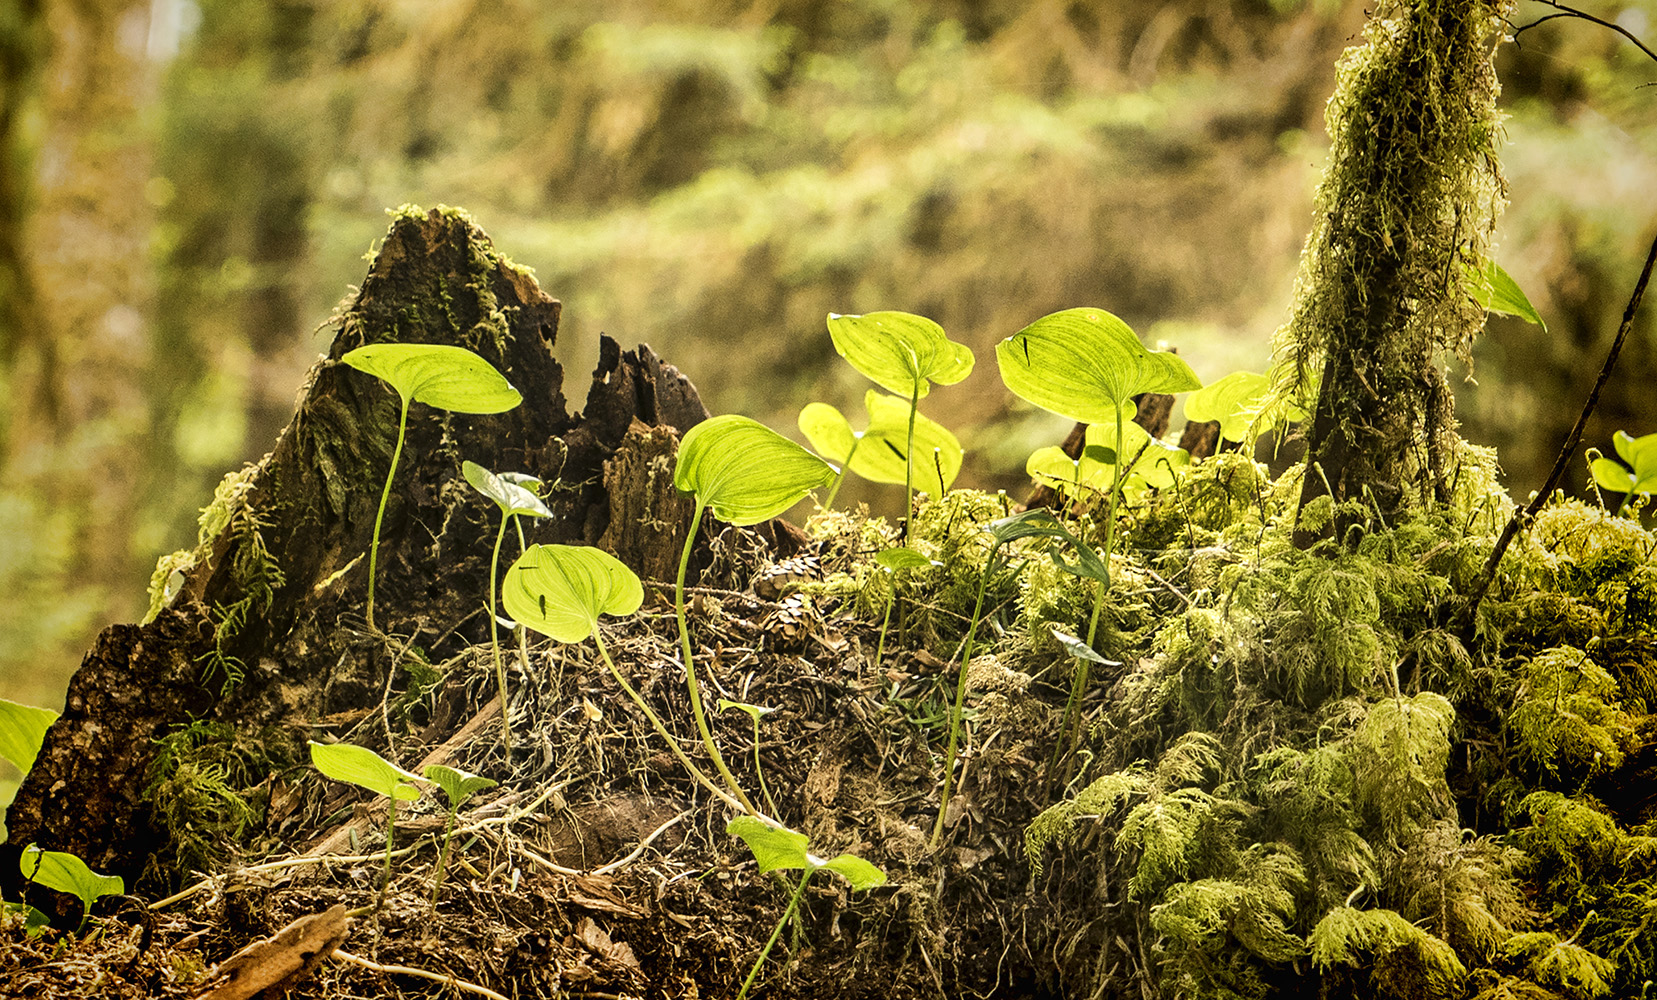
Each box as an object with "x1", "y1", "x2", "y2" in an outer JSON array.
[{"x1": 333, "y1": 948, "x2": 510, "y2": 1000}]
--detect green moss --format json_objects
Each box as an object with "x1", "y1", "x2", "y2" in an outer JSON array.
[{"x1": 142, "y1": 720, "x2": 292, "y2": 886}]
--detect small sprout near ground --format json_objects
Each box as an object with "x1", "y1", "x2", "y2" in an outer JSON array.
[
  {"x1": 18, "y1": 844, "x2": 123, "y2": 934},
  {"x1": 340, "y1": 343, "x2": 522, "y2": 631},
  {"x1": 1590, "y1": 430, "x2": 1657, "y2": 515},
  {"x1": 308, "y1": 740, "x2": 425, "y2": 912},
  {"x1": 502, "y1": 542, "x2": 742, "y2": 811},
  {"x1": 422, "y1": 763, "x2": 497, "y2": 906},
  {"x1": 719, "y1": 700, "x2": 781, "y2": 817},
  {"x1": 726, "y1": 815, "x2": 885, "y2": 1000},
  {"x1": 673, "y1": 414, "x2": 835, "y2": 812},
  {"x1": 462, "y1": 459, "x2": 554, "y2": 753}
]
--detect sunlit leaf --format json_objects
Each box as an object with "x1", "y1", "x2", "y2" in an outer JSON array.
[
  {"x1": 876, "y1": 546, "x2": 936, "y2": 571},
  {"x1": 308, "y1": 741, "x2": 424, "y2": 802},
  {"x1": 1592, "y1": 457, "x2": 1637, "y2": 494},
  {"x1": 502, "y1": 543, "x2": 644, "y2": 644},
  {"x1": 675, "y1": 415, "x2": 836, "y2": 526},
  {"x1": 19, "y1": 845, "x2": 123, "y2": 917},
  {"x1": 996, "y1": 308, "x2": 1201, "y2": 424},
  {"x1": 800, "y1": 392, "x2": 962, "y2": 498},
  {"x1": 1182, "y1": 370, "x2": 1311, "y2": 444},
  {"x1": 826, "y1": 311, "x2": 973, "y2": 398},
  {"x1": 422, "y1": 763, "x2": 498, "y2": 808},
  {"x1": 718, "y1": 699, "x2": 778, "y2": 723},
  {"x1": 2, "y1": 900, "x2": 50, "y2": 936},
  {"x1": 819, "y1": 853, "x2": 887, "y2": 890},
  {"x1": 0, "y1": 698, "x2": 58, "y2": 776},
  {"x1": 1466, "y1": 260, "x2": 1546, "y2": 330},
  {"x1": 462, "y1": 460, "x2": 554, "y2": 519},
  {"x1": 342, "y1": 343, "x2": 522, "y2": 413},
  {"x1": 1026, "y1": 422, "x2": 1188, "y2": 498}
]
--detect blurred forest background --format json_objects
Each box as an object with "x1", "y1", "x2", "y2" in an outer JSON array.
[{"x1": 0, "y1": 0, "x2": 1653, "y2": 715}]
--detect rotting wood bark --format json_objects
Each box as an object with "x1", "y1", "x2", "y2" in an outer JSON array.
[{"x1": 0, "y1": 206, "x2": 790, "y2": 897}]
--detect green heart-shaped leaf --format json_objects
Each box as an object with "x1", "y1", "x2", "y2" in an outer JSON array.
[
  {"x1": 1465, "y1": 260, "x2": 1546, "y2": 330},
  {"x1": 1592, "y1": 458, "x2": 1636, "y2": 494},
  {"x1": 675, "y1": 415, "x2": 836, "y2": 526},
  {"x1": 826, "y1": 312, "x2": 974, "y2": 399},
  {"x1": 462, "y1": 461, "x2": 554, "y2": 519},
  {"x1": 996, "y1": 308, "x2": 1201, "y2": 424},
  {"x1": 502, "y1": 543, "x2": 644, "y2": 644},
  {"x1": 0, "y1": 698, "x2": 58, "y2": 776},
  {"x1": 422, "y1": 763, "x2": 498, "y2": 808},
  {"x1": 342, "y1": 344, "x2": 523, "y2": 413},
  {"x1": 19, "y1": 845, "x2": 123, "y2": 915},
  {"x1": 1184, "y1": 371, "x2": 1302, "y2": 443},
  {"x1": 308, "y1": 741, "x2": 424, "y2": 801},
  {"x1": 800, "y1": 392, "x2": 963, "y2": 499}
]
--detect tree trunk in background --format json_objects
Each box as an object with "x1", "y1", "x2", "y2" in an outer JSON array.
[
  {"x1": 1283, "y1": 0, "x2": 1509, "y2": 546},
  {"x1": 0, "y1": 0, "x2": 48, "y2": 455},
  {"x1": 143, "y1": 0, "x2": 320, "y2": 561},
  {"x1": 0, "y1": 0, "x2": 156, "y2": 708}
]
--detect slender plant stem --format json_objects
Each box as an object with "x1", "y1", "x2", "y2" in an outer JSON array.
[
  {"x1": 737, "y1": 868, "x2": 814, "y2": 1000},
  {"x1": 931, "y1": 563, "x2": 992, "y2": 850},
  {"x1": 902, "y1": 378, "x2": 920, "y2": 542},
  {"x1": 675, "y1": 502, "x2": 757, "y2": 812},
  {"x1": 751, "y1": 715, "x2": 780, "y2": 818},
  {"x1": 592, "y1": 629, "x2": 742, "y2": 812},
  {"x1": 1461, "y1": 226, "x2": 1657, "y2": 633},
  {"x1": 824, "y1": 437, "x2": 862, "y2": 509},
  {"x1": 1057, "y1": 408, "x2": 1124, "y2": 763},
  {"x1": 488, "y1": 514, "x2": 512, "y2": 753},
  {"x1": 376, "y1": 799, "x2": 398, "y2": 913},
  {"x1": 873, "y1": 578, "x2": 896, "y2": 671},
  {"x1": 365, "y1": 397, "x2": 411, "y2": 632},
  {"x1": 428, "y1": 808, "x2": 458, "y2": 908}
]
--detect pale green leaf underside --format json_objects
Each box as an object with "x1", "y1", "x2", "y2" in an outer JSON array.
[
  {"x1": 819, "y1": 853, "x2": 886, "y2": 890},
  {"x1": 1026, "y1": 422, "x2": 1188, "y2": 497},
  {"x1": 422, "y1": 763, "x2": 498, "y2": 806},
  {"x1": 676, "y1": 415, "x2": 836, "y2": 526},
  {"x1": 826, "y1": 311, "x2": 974, "y2": 398},
  {"x1": 876, "y1": 546, "x2": 935, "y2": 571},
  {"x1": 718, "y1": 699, "x2": 777, "y2": 721},
  {"x1": 342, "y1": 343, "x2": 522, "y2": 413},
  {"x1": 462, "y1": 460, "x2": 553, "y2": 518},
  {"x1": 0, "y1": 698, "x2": 58, "y2": 776},
  {"x1": 1466, "y1": 260, "x2": 1546, "y2": 331},
  {"x1": 799, "y1": 391, "x2": 963, "y2": 498},
  {"x1": 1182, "y1": 370, "x2": 1309, "y2": 443},
  {"x1": 308, "y1": 741, "x2": 424, "y2": 801},
  {"x1": 502, "y1": 543, "x2": 643, "y2": 644},
  {"x1": 19, "y1": 844, "x2": 124, "y2": 909},
  {"x1": 728, "y1": 815, "x2": 811, "y2": 873},
  {"x1": 996, "y1": 308, "x2": 1201, "y2": 424}
]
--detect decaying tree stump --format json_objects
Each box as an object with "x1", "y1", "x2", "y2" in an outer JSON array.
[{"x1": 3, "y1": 206, "x2": 795, "y2": 895}]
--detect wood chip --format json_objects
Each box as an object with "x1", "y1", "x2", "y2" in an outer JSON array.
[{"x1": 195, "y1": 903, "x2": 351, "y2": 1000}]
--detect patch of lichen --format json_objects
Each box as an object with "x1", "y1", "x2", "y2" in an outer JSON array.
[{"x1": 141, "y1": 719, "x2": 293, "y2": 889}]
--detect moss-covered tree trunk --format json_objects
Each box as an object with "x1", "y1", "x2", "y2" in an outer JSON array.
[{"x1": 1283, "y1": 0, "x2": 1510, "y2": 547}]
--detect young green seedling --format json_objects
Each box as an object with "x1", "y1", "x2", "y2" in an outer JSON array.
[
  {"x1": 719, "y1": 700, "x2": 781, "y2": 818},
  {"x1": 929, "y1": 508, "x2": 1110, "y2": 849},
  {"x1": 0, "y1": 698, "x2": 59, "y2": 844},
  {"x1": 726, "y1": 815, "x2": 885, "y2": 1000},
  {"x1": 674, "y1": 415, "x2": 836, "y2": 812},
  {"x1": 1025, "y1": 416, "x2": 1189, "y2": 511},
  {"x1": 502, "y1": 542, "x2": 744, "y2": 811},
  {"x1": 340, "y1": 343, "x2": 522, "y2": 631},
  {"x1": 1182, "y1": 368, "x2": 1311, "y2": 451},
  {"x1": 1591, "y1": 430, "x2": 1657, "y2": 515},
  {"x1": 799, "y1": 389, "x2": 963, "y2": 508},
  {"x1": 462, "y1": 460, "x2": 554, "y2": 752},
  {"x1": 308, "y1": 740, "x2": 425, "y2": 912},
  {"x1": 994, "y1": 308, "x2": 1199, "y2": 772},
  {"x1": 18, "y1": 844, "x2": 123, "y2": 934},
  {"x1": 826, "y1": 312, "x2": 973, "y2": 537},
  {"x1": 422, "y1": 763, "x2": 497, "y2": 907},
  {"x1": 871, "y1": 546, "x2": 938, "y2": 672}
]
